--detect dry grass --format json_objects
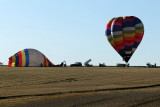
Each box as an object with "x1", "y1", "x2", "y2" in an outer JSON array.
[{"x1": 0, "y1": 66, "x2": 160, "y2": 106}]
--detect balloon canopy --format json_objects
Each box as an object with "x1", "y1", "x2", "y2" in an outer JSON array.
[
  {"x1": 8, "y1": 48, "x2": 54, "y2": 67},
  {"x1": 105, "y1": 16, "x2": 144, "y2": 63}
]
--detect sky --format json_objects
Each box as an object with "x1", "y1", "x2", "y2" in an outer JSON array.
[{"x1": 0, "y1": 0, "x2": 160, "y2": 66}]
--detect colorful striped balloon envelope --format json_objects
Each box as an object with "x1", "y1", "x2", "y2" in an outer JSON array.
[
  {"x1": 105, "y1": 16, "x2": 144, "y2": 63},
  {"x1": 8, "y1": 48, "x2": 54, "y2": 67}
]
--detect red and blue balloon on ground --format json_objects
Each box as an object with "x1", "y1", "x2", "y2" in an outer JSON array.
[
  {"x1": 105, "y1": 16, "x2": 144, "y2": 63},
  {"x1": 8, "y1": 49, "x2": 54, "y2": 67}
]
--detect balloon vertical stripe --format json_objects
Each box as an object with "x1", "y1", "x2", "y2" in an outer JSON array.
[
  {"x1": 111, "y1": 17, "x2": 125, "y2": 56},
  {"x1": 11, "y1": 55, "x2": 16, "y2": 66},
  {"x1": 46, "y1": 58, "x2": 49, "y2": 66},
  {"x1": 106, "y1": 18, "x2": 119, "y2": 52},
  {"x1": 123, "y1": 16, "x2": 135, "y2": 55},
  {"x1": 15, "y1": 53, "x2": 19, "y2": 66},
  {"x1": 18, "y1": 51, "x2": 22, "y2": 67},
  {"x1": 8, "y1": 57, "x2": 12, "y2": 67},
  {"x1": 24, "y1": 49, "x2": 29, "y2": 67},
  {"x1": 43, "y1": 54, "x2": 47, "y2": 66},
  {"x1": 21, "y1": 50, "x2": 26, "y2": 67},
  {"x1": 133, "y1": 17, "x2": 144, "y2": 52}
]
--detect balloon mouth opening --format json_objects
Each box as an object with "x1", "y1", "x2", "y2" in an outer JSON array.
[{"x1": 123, "y1": 56, "x2": 131, "y2": 63}]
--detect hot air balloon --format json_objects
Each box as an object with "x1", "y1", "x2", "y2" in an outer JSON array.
[
  {"x1": 105, "y1": 16, "x2": 144, "y2": 63},
  {"x1": 8, "y1": 48, "x2": 54, "y2": 67}
]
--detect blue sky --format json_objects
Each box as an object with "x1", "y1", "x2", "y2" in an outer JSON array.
[{"x1": 0, "y1": 0, "x2": 160, "y2": 66}]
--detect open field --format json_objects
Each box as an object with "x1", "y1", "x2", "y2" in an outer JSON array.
[{"x1": 0, "y1": 66, "x2": 160, "y2": 107}]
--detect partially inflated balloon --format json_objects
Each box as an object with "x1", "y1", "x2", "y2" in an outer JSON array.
[
  {"x1": 8, "y1": 48, "x2": 54, "y2": 67},
  {"x1": 105, "y1": 16, "x2": 144, "y2": 62}
]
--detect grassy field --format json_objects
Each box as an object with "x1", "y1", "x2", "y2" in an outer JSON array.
[{"x1": 0, "y1": 66, "x2": 160, "y2": 106}]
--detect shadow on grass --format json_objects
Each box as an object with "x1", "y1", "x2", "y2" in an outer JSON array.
[{"x1": 42, "y1": 78, "x2": 77, "y2": 84}]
